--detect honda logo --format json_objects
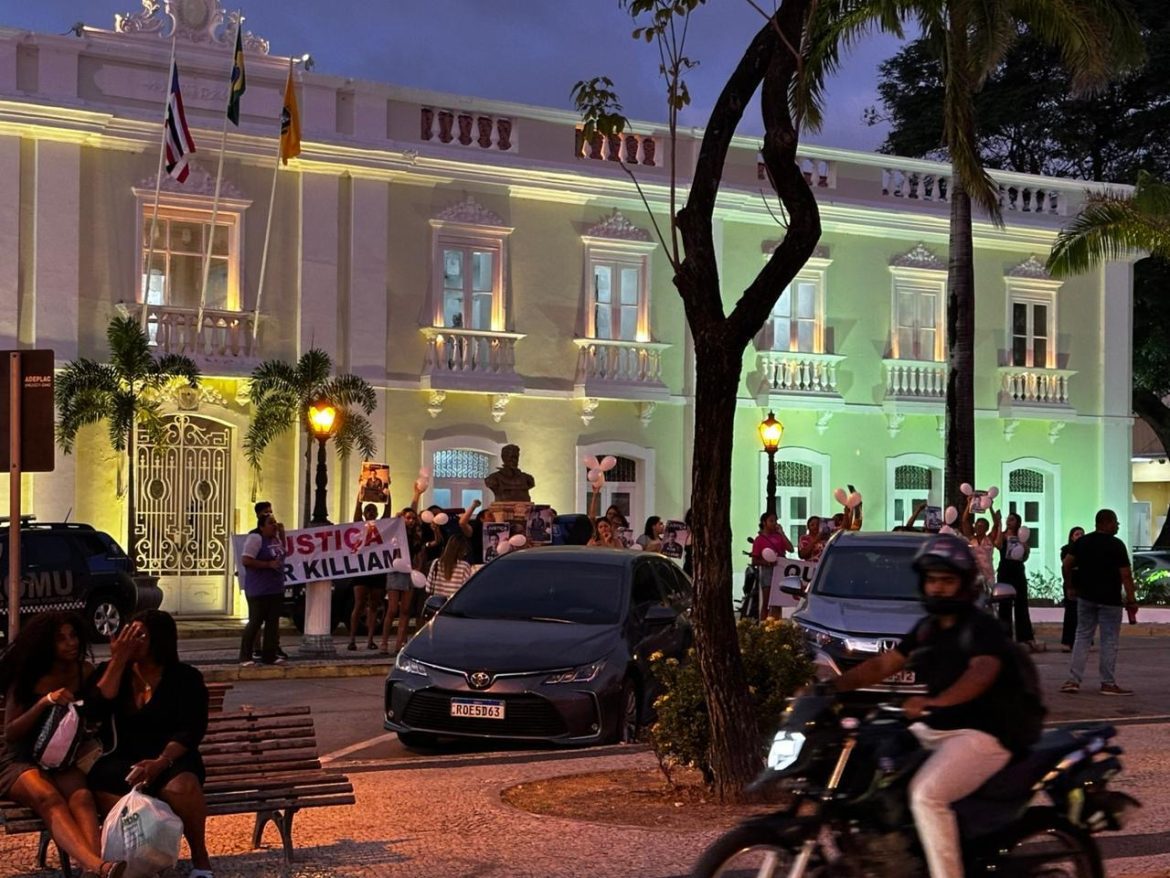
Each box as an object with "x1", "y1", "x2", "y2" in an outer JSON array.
[{"x1": 879, "y1": 639, "x2": 899, "y2": 653}]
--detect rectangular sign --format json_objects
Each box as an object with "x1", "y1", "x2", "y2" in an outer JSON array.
[
  {"x1": 357, "y1": 461, "x2": 390, "y2": 505},
  {"x1": 0, "y1": 350, "x2": 55, "y2": 472},
  {"x1": 231, "y1": 517, "x2": 408, "y2": 587},
  {"x1": 768, "y1": 557, "x2": 819, "y2": 608}
]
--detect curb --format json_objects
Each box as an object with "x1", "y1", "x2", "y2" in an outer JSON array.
[{"x1": 197, "y1": 660, "x2": 392, "y2": 683}]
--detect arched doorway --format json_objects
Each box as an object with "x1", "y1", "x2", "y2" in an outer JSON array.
[{"x1": 133, "y1": 414, "x2": 233, "y2": 615}]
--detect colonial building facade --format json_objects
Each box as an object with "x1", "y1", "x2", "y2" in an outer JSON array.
[{"x1": 0, "y1": 1, "x2": 1134, "y2": 616}]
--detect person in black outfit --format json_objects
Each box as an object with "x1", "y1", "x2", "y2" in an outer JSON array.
[
  {"x1": 86, "y1": 611, "x2": 213, "y2": 878},
  {"x1": 996, "y1": 512, "x2": 1042, "y2": 651},
  {"x1": 1059, "y1": 526, "x2": 1085, "y2": 651}
]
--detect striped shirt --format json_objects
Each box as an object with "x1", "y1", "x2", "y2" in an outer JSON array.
[{"x1": 427, "y1": 558, "x2": 474, "y2": 599}]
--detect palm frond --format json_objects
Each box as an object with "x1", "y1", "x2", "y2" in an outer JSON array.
[
  {"x1": 333, "y1": 412, "x2": 377, "y2": 462},
  {"x1": 1047, "y1": 189, "x2": 1170, "y2": 277},
  {"x1": 296, "y1": 349, "x2": 334, "y2": 390},
  {"x1": 106, "y1": 316, "x2": 155, "y2": 384},
  {"x1": 149, "y1": 354, "x2": 201, "y2": 387},
  {"x1": 57, "y1": 388, "x2": 115, "y2": 453},
  {"x1": 107, "y1": 391, "x2": 141, "y2": 453},
  {"x1": 132, "y1": 400, "x2": 168, "y2": 449},
  {"x1": 320, "y1": 374, "x2": 378, "y2": 415},
  {"x1": 244, "y1": 398, "x2": 298, "y2": 472},
  {"x1": 247, "y1": 359, "x2": 300, "y2": 405}
]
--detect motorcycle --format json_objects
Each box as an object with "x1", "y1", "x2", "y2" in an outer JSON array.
[{"x1": 692, "y1": 692, "x2": 1140, "y2": 878}]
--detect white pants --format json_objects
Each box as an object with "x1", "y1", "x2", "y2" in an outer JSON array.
[{"x1": 908, "y1": 723, "x2": 1011, "y2": 878}]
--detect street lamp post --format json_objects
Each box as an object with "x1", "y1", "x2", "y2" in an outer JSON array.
[
  {"x1": 308, "y1": 400, "x2": 337, "y2": 526},
  {"x1": 758, "y1": 410, "x2": 784, "y2": 518},
  {"x1": 302, "y1": 399, "x2": 338, "y2": 657}
]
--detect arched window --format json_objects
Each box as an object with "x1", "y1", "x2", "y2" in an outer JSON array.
[
  {"x1": 885, "y1": 454, "x2": 943, "y2": 529},
  {"x1": 1007, "y1": 468, "x2": 1046, "y2": 551},
  {"x1": 582, "y1": 455, "x2": 638, "y2": 522},
  {"x1": 432, "y1": 448, "x2": 492, "y2": 509},
  {"x1": 777, "y1": 461, "x2": 814, "y2": 540}
]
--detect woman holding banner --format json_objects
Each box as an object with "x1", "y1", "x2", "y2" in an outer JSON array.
[{"x1": 751, "y1": 512, "x2": 794, "y2": 621}]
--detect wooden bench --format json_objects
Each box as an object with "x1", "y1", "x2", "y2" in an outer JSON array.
[{"x1": 2, "y1": 701, "x2": 353, "y2": 874}]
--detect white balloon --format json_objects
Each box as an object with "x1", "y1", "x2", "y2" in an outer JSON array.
[
  {"x1": 496, "y1": 541, "x2": 512, "y2": 556},
  {"x1": 587, "y1": 468, "x2": 602, "y2": 482},
  {"x1": 1018, "y1": 525, "x2": 1031, "y2": 543},
  {"x1": 414, "y1": 478, "x2": 429, "y2": 493},
  {"x1": 986, "y1": 486, "x2": 999, "y2": 500},
  {"x1": 628, "y1": 543, "x2": 643, "y2": 551},
  {"x1": 944, "y1": 506, "x2": 959, "y2": 525},
  {"x1": 939, "y1": 525, "x2": 958, "y2": 536},
  {"x1": 434, "y1": 512, "x2": 449, "y2": 526},
  {"x1": 509, "y1": 533, "x2": 527, "y2": 547},
  {"x1": 420, "y1": 510, "x2": 434, "y2": 524},
  {"x1": 418, "y1": 467, "x2": 432, "y2": 478},
  {"x1": 847, "y1": 491, "x2": 863, "y2": 509},
  {"x1": 1008, "y1": 543, "x2": 1027, "y2": 560},
  {"x1": 410, "y1": 570, "x2": 428, "y2": 589},
  {"x1": 761, "y1": 547, "x2": 778, "y2": 563},
  {"x1": 583, "y1": 455, "x2": 600, "y2": 470},
  {"x1": 960, "y1": 483, "x2": 974, "y2": 496},
  {"x1": 391, "y1": 557, "x2": 412, "y2": 574},
  {"x1": 600, "y1": 456, "x2": 618, "y2": 472},
  {"x1": 833, "y1": 487, "x2": 848, "y2": 506}
]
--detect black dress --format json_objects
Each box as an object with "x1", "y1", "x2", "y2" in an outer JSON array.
[
  {"x1": 996, "y1": 542, "x2": 1035, "y2": 643},
  {"x1": 85, "y1": 661, "x2": 209, "y2": 796}
]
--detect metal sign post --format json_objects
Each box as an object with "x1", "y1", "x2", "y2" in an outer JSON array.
[
  {"x1": 6, "y1": 352, "x2": 18, "y2": 644},
  {"x1": 1, "y1": 350, "x2": 55, "y2": 642}
]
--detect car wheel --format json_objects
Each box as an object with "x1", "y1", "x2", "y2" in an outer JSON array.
[
  {"x1": 611, "y1": 677, "x2": 640, "y2": 744},
  {"x1": 87, "y1": 595, "x2": 126, "y2": 643},
  {"x1": 396, "y1": 731, "x2": 437, "y2": 749}
]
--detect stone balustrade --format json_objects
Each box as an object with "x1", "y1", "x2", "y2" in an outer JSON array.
[
  {"x1": 758, "y1": 351, "x2": 845, "y2": 396},
  {"x1": 574, "y1": 129, "x2": 658, "y2": 166},
  {"x1": 999, "y1": 366, "x2": 1075, "y2": 407},
  {"x1": 883, "y1": 358, "x2": 948, "y2": 400},
  {"x1": 421, "y1": 107, "x2": 515, "y2": 151},
  {"x1": 998, "y1": 185, "x2": 1065, "y2": 216},
  {"x1": 421, "y1": 327, "x2": 524, "y2": 388},
  {"x1": 880, "y1": 168, "x2": 1066, "y2": 216},
  {"x1": 882, "y1": 168, "x2": 951, "y2": 202},
  {"x1": 757, "y1": 154, "x2": 837, "y2": 188},
  {"x1": 132, "y1": 304, "x2": 258, "y2": 366},
  {"x1": 574, "y1": 338, "x2": 670, "y2": 396}
]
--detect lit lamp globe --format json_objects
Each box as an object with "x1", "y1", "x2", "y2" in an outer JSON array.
[
  {"x1": 758, "y1": 410, "x2": 783, "y2": 454},
  {"x1": 309, "y1": 400, "x2": 337, "y2": 438}
]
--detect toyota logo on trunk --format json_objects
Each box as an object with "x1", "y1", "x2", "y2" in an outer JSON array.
[{"x1": 468, "y1": 671, "x2": 493, "y2": 689}]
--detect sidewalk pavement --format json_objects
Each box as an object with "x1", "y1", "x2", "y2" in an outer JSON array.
[{"x1": 161, "y1": 606, "x2": 1170, "y2": 683}]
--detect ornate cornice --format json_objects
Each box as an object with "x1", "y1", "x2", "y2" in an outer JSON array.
[
  {"x1": 133, "y1": 166, "x2": 248, "y2": 203},
  {"x1": 585, "y1": 209, "x2": 651, "y2": 242},
  {"x1": 1007, "y1": 255, "x2": 1053, "y2": 279},
  {"x1": 762, "y1": 241, "x2": 829, "y2": 260},
  {"x1": 433, "y1": 195, "x2": 507, "y2": 227},
  {"x1": 114, "y1": 0, "x2": 270, "y2": 54},
  {"x1": 890, "y1": 242, "x2": 946, "y2": 271}
]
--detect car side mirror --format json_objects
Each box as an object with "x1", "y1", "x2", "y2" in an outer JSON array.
[
  {"x1": 422, "y1": 594, "x2": 447, "y2": 620},
  {"x1": 643, "y1": 603, "x2": 676, "y2": 626},
  {"x1": 779, "y1": 575, "x2": 806, "y2": 598},
  {"x1": 990, "y1": 583, "x2": 1017, "y2": 603}
]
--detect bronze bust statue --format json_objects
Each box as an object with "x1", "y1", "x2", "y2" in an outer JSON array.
[{"x1": 484, "y1": 443, "x2": 535, "y2": 502}]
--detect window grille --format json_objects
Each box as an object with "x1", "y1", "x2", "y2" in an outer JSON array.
[
  {"x1": 777, "y1": 461, "x2": 813, "y2": 488},
  {"x1": 894, "y1": 465, "x2": 932, "y2": 491},
  {"x1": 583, "y1": 455, "x2": 637, "y2": 483},
  {"x1": 1009, "y1": 469, "x2": 1044, "y2": 493},
  {"x1": 434, "y1": 449, "x2": 492, "y2": 480}
]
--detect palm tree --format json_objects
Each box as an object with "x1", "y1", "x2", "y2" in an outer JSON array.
[
  {"x1": 56, "y1": 315, "x2": 201, "y2": 555},
  {"x1": 817, "y1": 0, "x2": 1142, "y2": 505},
  {"x1": 244, "y1": 349, "x2": 378, "y2": 527}
]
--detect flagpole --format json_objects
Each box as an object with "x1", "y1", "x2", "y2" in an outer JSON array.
[
  {"x1": 252, "y1": 57, "x2": 294, "y2": 342},
  {"x1": 196, "y1": 10, "x2": 243, "y2": 330},
  {"x1": 141, "y1": 36, "x2": 178, "y2": 333}
]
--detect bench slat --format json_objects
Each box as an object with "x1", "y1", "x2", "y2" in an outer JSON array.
[{"x1": 206, "y1": 793, "x2": 356, "y2": 816}]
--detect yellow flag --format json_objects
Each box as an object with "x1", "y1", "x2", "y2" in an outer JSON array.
[{"x1": 280, "y1": 65, "x2": 301, "y2": 165}]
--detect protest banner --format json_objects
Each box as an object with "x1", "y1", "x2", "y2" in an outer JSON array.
[
  {"x1": 768, "y1": 557, "x2": 818, "y2": 607},
  {"x1": 232, "y1": 517, "x2": 408, "y2": 587}
]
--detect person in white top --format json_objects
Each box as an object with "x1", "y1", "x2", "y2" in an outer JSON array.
[
  {"x1": 427, "y1": 533, "x2": 474, "y2": 600},
  {"x1": 961, "y1": 498, "x2": 1001, "y2": 589}
]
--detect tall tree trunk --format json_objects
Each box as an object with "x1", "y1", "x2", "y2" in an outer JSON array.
[
  {"x1": 945, "y1": 183, "x2": 977, "y2": 508},
  {"x1": 1134, "y1": 389, "x2": 1170, "y2": 547},
  {"x1": 689, "y1": 330, "x2": 759, "y2": 801}
]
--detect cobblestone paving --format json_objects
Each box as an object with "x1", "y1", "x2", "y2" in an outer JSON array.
[{"x1": 3, "y1": 725, "x2": 1168, "y2": 878}]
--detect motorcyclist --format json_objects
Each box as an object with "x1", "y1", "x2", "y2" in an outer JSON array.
[{"x1": 831, "y1": 534, "x2": 1017, "y2": 878}]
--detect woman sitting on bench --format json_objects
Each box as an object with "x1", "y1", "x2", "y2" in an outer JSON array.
[
  {"x1": 86, "y1": 610, "x2": 213, "y2": 878},
  {"x1": 0, "y1": 612, "x2": 125, "y2": 878}
]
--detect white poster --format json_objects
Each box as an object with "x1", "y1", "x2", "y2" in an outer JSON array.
[
  {"x1": 232, "y1": 517, "x2": 408, "y2": 586},
  {"x1": 768, "y1": 558, "x2": 818, "y2": 607}
]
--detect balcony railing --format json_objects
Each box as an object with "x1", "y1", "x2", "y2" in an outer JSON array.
[
  {"x1": 999, "y1": 366, "x2": 1075, "y2": 408},
  {"x1": 883, "y1": 358, "x2": 947, "y2": 400},
  {"x1": 130, "y1": 304, "x2": 259, "y2": 366},
  {"x1": 758, "y1": 351, "x2": 845, "y2": 397},
  {"x1": 574, "y1": 338, "x2": 670, "y2": 398},
  {"x1": 420, "y1": 327, "x2": 524, "y2": 391},
  {"x1": 880, "y1": 167, "x2": 1067, "y2": 216}
]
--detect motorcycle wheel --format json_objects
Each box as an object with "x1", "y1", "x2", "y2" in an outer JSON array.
[
  {"x1": 994, "y1": 809, "x2": 1104, "y2": 878},
  {"x1": 691, "y1": 822, "x2": 820, "y2": 878}
]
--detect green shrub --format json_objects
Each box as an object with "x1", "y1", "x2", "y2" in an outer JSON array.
[
  {"x1": 1137, "y1": 569, "x2": 1170, "y2": 606},
  {"x1": 647, "y1": 618, "x2": 813, "y2": 786},
  {"x1": 1028, "y1": 566, "x2": 1064, "y2": 603}
]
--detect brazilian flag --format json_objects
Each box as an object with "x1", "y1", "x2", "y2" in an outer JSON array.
[{"x1": 227, "y1": 25, "x2": 246, "y2": 125}]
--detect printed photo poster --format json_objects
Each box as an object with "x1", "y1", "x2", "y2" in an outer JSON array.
[
  {"x1": 526, "y1": 505, "x2": 554, "y2": 544},
  {"x1": 358, "y1": 462, "x2": 390, "y2": 504},
  {"x1": 483, "y1": 522, "x2": 511, "y2": 563},
  {"x1": 661, "y1": 520, "x2": 689, "y2": 560},
  {"x1": 924, "y1": 506, "x2": 943, "y2": 532},
  {"x1": 616, "y1": 527, "x2": 634, "y2": 549}
]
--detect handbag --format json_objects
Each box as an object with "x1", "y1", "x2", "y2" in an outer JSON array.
[
  {"x1": 31, "y1": 701, "x2": 86, "y2": 770},
  {"x1": 101, "y1": 786, "x2": 184, "y2": 878}
]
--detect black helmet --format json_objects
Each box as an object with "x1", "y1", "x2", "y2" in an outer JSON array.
[{"x1": 912, "y1": 534, "x2": 978, "y2": 614}]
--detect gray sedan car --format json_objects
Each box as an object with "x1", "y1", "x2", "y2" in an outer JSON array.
[{"x1": 384, "y1": 546, "x2": 692, "y2": 748}]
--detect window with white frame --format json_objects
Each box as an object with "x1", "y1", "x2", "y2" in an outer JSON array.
[
  {"x1": 431, "y1": 448, "x2": 493, "y2": 510},
  {"x1": 893, "y1": 280, "x2": 942, "y2": 361},
  {"x1": 891, "y1": 465, "x2": 932, "y2": 527},
  {"x1": 140, "y1": 207, "x2": 240, "y2": 311},
  {"x1": 441, "y1": 244, "x2": 497, "y2": 330},
  {"x1": 1009, "y1": 293, "x2": 1055, "y2": 368},
  {"x1": 583, "y1": 241, "x2": 653, "y2": 342},
  {"x1": 582, "y1": 456, "x2": 639, "y2": 525},
  {"x1": 776, "y1": 461, "x2": 815, "y2": 540},
  {"x1": 1006, "y1": 467, "x2": 1046, "y2": 552},
  {"x1": 766, "y1": 278, "x2": 819, "y2": 352}
]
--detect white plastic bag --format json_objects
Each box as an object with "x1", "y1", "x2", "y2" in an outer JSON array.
[{"x1": 100, "y1": 786, "x2": 184, "y2": 878}]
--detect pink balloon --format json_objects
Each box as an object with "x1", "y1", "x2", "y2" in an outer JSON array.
[
  {"x1": 508, "y1": 534, "x2": 527, "y2": 547},
  {"x1": 410, "y1": 570, "x2": 427, "y2": 589},
  {"x1": 583, "y1": 455, "x2": 600, "y2": 470},
  {"x1": 420, "y1": 510, "x2": 434, "y2": 524},
  {"x1": 761, "y1": 547, "x2": 778, "y2": 563},
  {"x1": 496, "y1": 541, "x2": 512, "y2": 556},
  {"x1": 600, "y1": 456, "x2": 618, "y2": 472},
  {"x1": 434, "y1": 512, "x2": 449, "y2": 526},
  {"x1": 391, "y1": 557, "x2": 412, "y2": 574}
]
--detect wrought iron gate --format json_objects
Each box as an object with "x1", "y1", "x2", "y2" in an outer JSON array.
[{"x1": 133, "y1": 415, "x2": 232, "y2": 615}]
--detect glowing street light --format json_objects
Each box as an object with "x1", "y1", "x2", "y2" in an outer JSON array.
[
  {"x1": 758, "y1": 410, "x2": 784, "y2": 518},
  {"x1": 308, "y1": 399, "x2": 337, "y2": 525}
]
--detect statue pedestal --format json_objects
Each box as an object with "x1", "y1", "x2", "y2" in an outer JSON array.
[{"x1": 487, "y1": 501, "x2": 532, "y2": 528}]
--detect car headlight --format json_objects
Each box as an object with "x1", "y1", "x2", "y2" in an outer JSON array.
[
  {"x1": 766, "y1": 731, "x2": 806, "y2": 772},
  {"x1": 543, "y1": 661, "x2": 605, "y2": 684},
  {"x1": 394, "y1": 652, "x2": 428, "y2": 677}
]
